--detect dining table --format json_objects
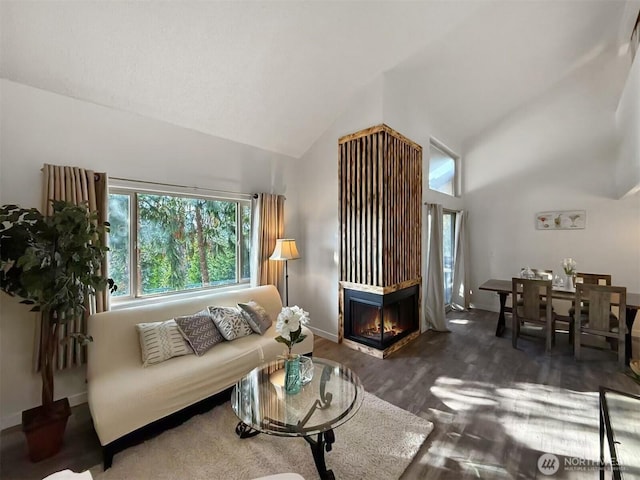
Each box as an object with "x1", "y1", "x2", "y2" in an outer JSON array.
[{"x1": 479, "y1": 279, "x2": 640, "y2": 365}]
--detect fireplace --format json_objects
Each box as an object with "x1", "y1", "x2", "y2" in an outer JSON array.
[
  {"x1": 338, "y1": 124, "x2": 422, "y2": 358},
  {"x1": 343, "y1": 285, "x2": 419, "y2": 350}
]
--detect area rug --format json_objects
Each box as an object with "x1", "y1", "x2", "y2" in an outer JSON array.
[{"x1": 93, "y1": 392, "x2": 433, "y2": 480}]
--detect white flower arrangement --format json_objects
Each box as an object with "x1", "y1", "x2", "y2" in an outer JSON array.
[
  {"x1": 275, "y1": 305, "x2": 310, "y2": 356},
  {"x1": 562, "y1": 258, "x2": 576, "y2": 276}
]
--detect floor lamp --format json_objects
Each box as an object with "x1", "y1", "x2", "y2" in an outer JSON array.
[{"x1": 269, "y1": 239, "x2": 300, "y2": 306}]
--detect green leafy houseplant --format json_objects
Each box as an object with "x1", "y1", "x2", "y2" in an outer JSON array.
[{"x1": 0, "y1": 200, "x2": 115, "y2": 460}]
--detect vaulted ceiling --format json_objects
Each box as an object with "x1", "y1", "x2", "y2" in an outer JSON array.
[{"x1": 1, "y1": 1, "x2": 635, "y2": 158}]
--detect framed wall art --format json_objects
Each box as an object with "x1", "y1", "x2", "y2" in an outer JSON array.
[{"x1": 536, "y1": 210, "x2": 586, "y2": 230}]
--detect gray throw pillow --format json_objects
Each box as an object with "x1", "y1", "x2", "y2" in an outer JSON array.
[
  {"x1": 136, "y1": 319, "x2": 193, "y2": 367},
  {"x1": 209, "y1": 306, "x2": 254, "y2": 341},
  {"x1": 175, "y1": 309, "x2": 224, "y2": 356},
  {"x1": 238, "y1": 301, "x2": 272, "y2": 335}
]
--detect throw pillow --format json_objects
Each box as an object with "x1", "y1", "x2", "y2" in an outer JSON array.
[
  {"x1": 136, "y1": 319, "x2": 193, "y2": 367},
  {"x1": 238, "y1": 300, "x2": 272, "y2": 335},
  {"x1": 209, "y1": 306, "x2": 254, "y2": 341},
  {"x1": 175, "y1": 309, "x2": 225, "y2": 356}
]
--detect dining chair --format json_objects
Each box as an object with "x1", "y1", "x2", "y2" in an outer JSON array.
[
  {"x1": 573, "y1": 284, "x2": 626, "y2": 367},
  {"x1": 512, "y1": 277, "x2": 555, "y2": 353},
  {"x1": 517, "y1": 269, "x2": 553, "y2": 309},
  {"x1": 569, "y1": 272, "x2": 613, "y2": 317},
  {"x1": 533, "y1": 269, "x2": 553, "y2": 280},
  {"x1": 575, "y1": 272, "x2": 612, "y2": 286},
  {"x1": 519, "y1": 268, "x2": 553, "y2": 280}
]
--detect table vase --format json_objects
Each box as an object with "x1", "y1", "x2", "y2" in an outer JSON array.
[
  {"x1": 566, "y1": 275, "x2": 574, "y2": 290},
  {"x1": 284, "y1": 354, "x2": 301, "y2": 395}
]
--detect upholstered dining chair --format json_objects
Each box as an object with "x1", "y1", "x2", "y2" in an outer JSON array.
[
  {"x1": 573, "y1": 284, "x2": 626, "y2": 367},
  {"x1": 512, "y1": 277, "x2": 555, "y2": 352}
]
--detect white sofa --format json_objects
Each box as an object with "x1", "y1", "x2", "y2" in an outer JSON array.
[{"x1": 87, "y1": 284, "x2": 313, "y2": 467}]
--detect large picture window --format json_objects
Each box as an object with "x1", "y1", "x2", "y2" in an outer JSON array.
[{"x1": 108, "y1": 188, "x2": 251, "y2": 300}]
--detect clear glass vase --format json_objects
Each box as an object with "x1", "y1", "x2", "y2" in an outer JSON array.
[
  {"x1": 566, "y1": 275, "x2": 574, "y2": 291},
  {"x1": 284, "y1": 354, "x2": 301, "y2": 395}
]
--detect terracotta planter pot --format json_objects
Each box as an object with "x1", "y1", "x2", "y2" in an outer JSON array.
[{"x1": 22, "y1": 397, "x2": 71, "y2": 462}]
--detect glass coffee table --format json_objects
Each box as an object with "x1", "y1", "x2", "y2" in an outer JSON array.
[{"x1": 231, "y1": 357, "x2": 364, "y2": 480}]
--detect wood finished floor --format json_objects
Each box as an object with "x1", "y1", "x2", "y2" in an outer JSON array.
[{"x1": 1, "y1": 308, "x2": 639, "y2": 480}]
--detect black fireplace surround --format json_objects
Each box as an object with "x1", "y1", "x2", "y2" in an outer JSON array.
[{"x1": 343, "y1": 285, "x2": 419, "y2": 350}]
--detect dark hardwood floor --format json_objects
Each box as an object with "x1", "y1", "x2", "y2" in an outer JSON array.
[{"x1": 2, "y1": 309, "x2": 638, "y2": 479}]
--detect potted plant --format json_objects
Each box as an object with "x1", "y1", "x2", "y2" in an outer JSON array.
[{"x1": 0, "y1": 200, "x2": 115, "y2": 461}]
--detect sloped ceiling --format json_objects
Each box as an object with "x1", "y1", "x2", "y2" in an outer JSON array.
[
  {"x1": 0, "y1": 1, "x2": 634, "y2": 157},
  {"x1": 388, "y1": 0, "x2": 634, "y2": 149}
]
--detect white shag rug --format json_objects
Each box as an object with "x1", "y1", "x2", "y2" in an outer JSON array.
[{"x1": 93, "y1": 392, "x2": 433, "y2": 480}]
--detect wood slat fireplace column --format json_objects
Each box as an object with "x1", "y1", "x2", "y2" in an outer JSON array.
[{"x1": 338, "y1": 124, "x2": 422, "y2": 359}]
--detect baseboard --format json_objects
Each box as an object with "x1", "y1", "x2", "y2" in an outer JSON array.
[
  {"x1": 308, "y1": 326, "x2": 339, "y2": 343},
  {"x1": 469, "y1": 302, "x2": 499, "y2": 313},
  {"x1": 1, "y1": 391, "x2": 87, "y2": 431}
]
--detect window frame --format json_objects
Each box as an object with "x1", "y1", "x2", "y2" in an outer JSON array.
[
  {"x1": 428, "y1": 138, "x2": 460, "y2": 197},
  {"x1": 108, "y1": 183, "x2": 252, "y2": 305}
]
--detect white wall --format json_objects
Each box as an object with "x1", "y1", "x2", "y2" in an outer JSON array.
[
  {"x1": 286, "y1": 77, "x2": 384, "y2": 341},
  {"x1": 382, "y1": 72, "x2": 465, "y2": 211},
  {"x1": 0, "y1": 79, "x2": 296, "y2": 427},
  {"x1": 465, "y1": 52, "x2": 640, "y2": 345},
  {"x1": 615, "y1": 51, "x2": 640, "y2": 197}
]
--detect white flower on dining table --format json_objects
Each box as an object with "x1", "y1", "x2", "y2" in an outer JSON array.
[
  {"x1": 275, "y1": 305, "x2": 310, "y2": 356},
  {"x1": 562, "y1": 257, "x2": 576, "y2": 276}
]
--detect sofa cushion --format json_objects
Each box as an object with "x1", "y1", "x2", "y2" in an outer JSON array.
[
  {"x1": 209, "y1": 306, "x2": 253, "y2": 341},
  {"x1": 175, "y1": 309, "x2": 224, "y2": 356},
  {"x1": 238, "y1": 301, "x2": 272, "y2": 335},
  {"x1": 136, "y1": 319, "x2": 193, "y2": 367}
]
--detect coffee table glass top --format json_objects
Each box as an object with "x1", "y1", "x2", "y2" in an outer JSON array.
[
  {"x1": 231, "y1": 357, "x2": 364, "y2": 438},
  {"x1": 600, "y1": 388, "x2": 640, "y2": 479}
]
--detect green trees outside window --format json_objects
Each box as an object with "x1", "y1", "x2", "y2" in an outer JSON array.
[{"x1": 108, "y1": 190, "x2": 251, "y2": 299}]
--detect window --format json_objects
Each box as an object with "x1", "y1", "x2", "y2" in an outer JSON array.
[
  {"x1": 108, "y1": 188, "x2": 251, "y2": 300},
  {"x1": 443, "y1": 211, "x2": 456, "y2": 306},
  {"x1": 428, "y1": 140, "x2": 458, "y2": 197}
]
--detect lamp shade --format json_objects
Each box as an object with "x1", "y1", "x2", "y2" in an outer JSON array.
[{"x1": 269, "y1": 239, "x2": 300, "y2": 261}]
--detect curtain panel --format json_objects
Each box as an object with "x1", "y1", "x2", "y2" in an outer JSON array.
[
  {"x1": 250, "y1": 193, "x2": 285, "y2": 291},
  {"x1": 451, "y1": 210, "x2": 471, "y2": 311},
  {"x1": 424, "y1": 203, "x2": 449, "y2": 332},
  {"x1": 33, "y1": 164, "x2": 109, "y2": 372}
]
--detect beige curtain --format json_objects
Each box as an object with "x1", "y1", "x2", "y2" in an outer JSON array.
[
  {"x1": 424, "y1": 203, "x2": 449, "y2": 332},
  {"x1": 33, "y1": 164, "x2": 109, "y2": 371},
  {"x1": 250, "y1": 193, "x2": 285, "y2": 291}
]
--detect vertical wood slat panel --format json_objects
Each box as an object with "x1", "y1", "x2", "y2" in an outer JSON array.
[
  {"x1": 338, "y1": 125, "x2": 422, "y2": 287},
  {"x1": 377, "y1": 132, "x2": 385, "y2": 287},
  {"x1": 347, "y1": 142, "x2": 356, "y2": 282},
  {"x1": 384, "y1": 133, "x2": 391, "y2": 285},
  {"x1": 390, "y1": 133, "x2": 396, "y2": 285},
  {"x1": 364, "y1": 134, "x2": 370, "y2": 286},
  {"x1": 371, "y1": 133, "x2": 377, "y2": 286},
  {"x1": 339, "y1": 142, "x2": 344, "y2": 281},
  {"x1": 344, "y1": 142, "x2": 350, "y2": 280}
]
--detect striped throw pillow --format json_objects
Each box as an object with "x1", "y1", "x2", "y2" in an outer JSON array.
[{"x1": 136, "y1": 319, "x2": 193, "y2": 367}]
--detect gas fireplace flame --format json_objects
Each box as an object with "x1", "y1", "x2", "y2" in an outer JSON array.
[{"x1": 359, "y1": 313, "x2": 403, "y2": 337}]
